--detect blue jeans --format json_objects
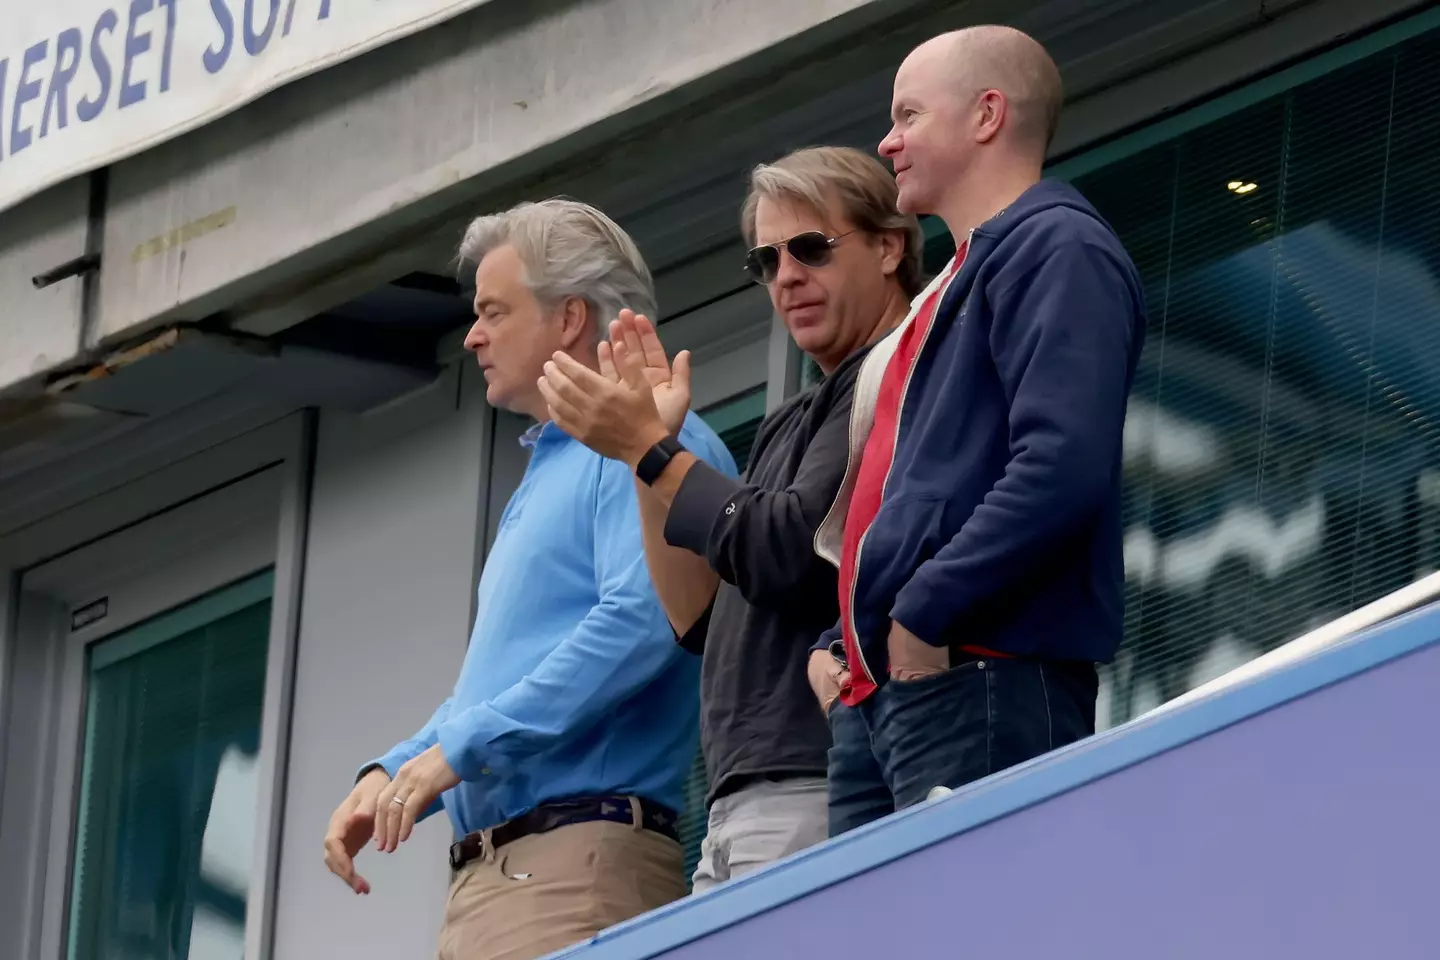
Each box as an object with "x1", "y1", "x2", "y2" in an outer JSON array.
[{"x1": 826, "y1": 655, "x2": 1098, "y2": 837}]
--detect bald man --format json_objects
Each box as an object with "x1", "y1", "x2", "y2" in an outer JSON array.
[{"x1": 806, "y1": 26, "x2": 1147, "y2": 834}]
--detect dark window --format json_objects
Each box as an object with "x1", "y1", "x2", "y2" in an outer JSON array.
[
  {"x1": 702, "y1": 385, "x2": 767, "y2": 472},
  {"x1": 1073, "y1": 16, "x2": 1440, "y2": 725},
  {"x1": 67, "y1": 573, "x2": 273, "y2": 960}
]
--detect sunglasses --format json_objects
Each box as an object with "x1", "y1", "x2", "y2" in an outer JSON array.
[{"x1": 744, "y1": 230, "x2": 856, "y2": 284}]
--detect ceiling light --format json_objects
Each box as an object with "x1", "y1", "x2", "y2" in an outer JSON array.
[{"x1": 1227, "y1": 180, "x2": 1258, "y2": 195}]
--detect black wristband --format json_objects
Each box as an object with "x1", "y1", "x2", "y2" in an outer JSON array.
[{"x1": 636, "y1": 435, "x2": 686, "y2": 486}]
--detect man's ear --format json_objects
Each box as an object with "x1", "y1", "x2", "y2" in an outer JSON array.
[
  {"x1": 557, "y1": 296, "x2": 593, "y2": 351},
  {"x1": 879, "y1": 230, "x2": 906, "y2": 277},
  {"x1": 975, "y1": 89, "x2": 1007, "y2": 144}
]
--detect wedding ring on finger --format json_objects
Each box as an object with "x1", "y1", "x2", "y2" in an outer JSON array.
[{"x1": 390, "y1": 796, "x2": 406, "y2": 807}]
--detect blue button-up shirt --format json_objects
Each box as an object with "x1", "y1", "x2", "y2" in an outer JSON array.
[{"x1": 375, "y1": 413, "x2": 736, "y2": 836}]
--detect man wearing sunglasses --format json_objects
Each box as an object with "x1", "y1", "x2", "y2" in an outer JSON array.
[
  {"x1": 540, "y1": 146, "x2": 923, "y2": 890},
  {"x1": 808, "y1": 26, "x2": 1147, "y2": 834}
]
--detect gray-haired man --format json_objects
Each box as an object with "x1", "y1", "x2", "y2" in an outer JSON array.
[{"x1": 321, "y1": 199, "x2": 736, "y2": 960}]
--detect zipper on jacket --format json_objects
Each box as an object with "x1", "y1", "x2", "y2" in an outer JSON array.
[
  {"x1": 843, "y1": 230, "x2": 973, "y2": 688},
  {"x1": 813, "y1": 373, "x2": 861, "y2": 562},
  {"x1": 813, "y1": 310, "x2": 913, "y2": 565}
]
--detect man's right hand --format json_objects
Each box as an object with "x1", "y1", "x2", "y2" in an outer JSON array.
[
  {"x1": 323, "y1": 766, "x2": 390, "y2": 894},
  {"x1": 608, "y1": 311, "x2": 692, "y2": 434},
  {"x1": 808, "y1": 649, "x2": 850, "y2": 714}
]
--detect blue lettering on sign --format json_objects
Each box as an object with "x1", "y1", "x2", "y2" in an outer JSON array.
[
  {"x1": 40, "y1": 29, "x2": 84, "y2": 138},
  {"x1": 157, "y1": 0, "x2": 177, "y2": 92},
  {"x1": 205, "y1": 0, "x2": 235, "y2": 75},
  {"x1": 77, "y1": 10, "x2": 119, "y2": 124},
  {"x1": 10, "y1": 41, "x2": 48, "y2": 155},
  {"x1": 119, "y1": 0, "x2": 153, "y2": 108},
  {"x1": 243, "y1": 0, "x2": 280, "y2": 57},
  {"x1": 1, "y1": 0, "x2": 366, "y2": 164}
]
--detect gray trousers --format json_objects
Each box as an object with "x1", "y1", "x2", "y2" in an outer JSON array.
[{"x1": 690, "y1": 776, "x2": 829, "y2": 894}]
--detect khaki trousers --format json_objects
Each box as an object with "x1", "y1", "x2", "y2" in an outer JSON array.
[{"x1": 435, "y1": 817, "x2": 686, "y2": 960}]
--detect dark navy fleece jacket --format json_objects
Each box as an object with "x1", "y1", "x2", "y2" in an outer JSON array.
[{"x1": 815, "y1": 179, "x2": 1146, "y2": 674}]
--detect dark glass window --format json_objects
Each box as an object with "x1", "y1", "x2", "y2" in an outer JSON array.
[
  {"x1": 68, "y1": 573, "x2": 273, "y2": 960},
  {"x1": 701, "y1": 385, "x2": 767, "y2": 473},
  {"x1": 1046, "y1": 15, "x2": 1440, "y2": 725}
]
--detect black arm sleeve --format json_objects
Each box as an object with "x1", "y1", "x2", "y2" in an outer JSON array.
[
  {"x1": 675, "y1": 600, "x2": 713, "y2": 655},
  {"x1": 663, "y1": 387, "x2": 854, "y2": 608}
]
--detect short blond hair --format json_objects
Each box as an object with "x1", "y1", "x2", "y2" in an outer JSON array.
[
  {"x1": 740, "y1": 146, "x2": 925, "y2": 299},
  {"x1": 458, "y1": 198, "x2": 657, "y2": 334}
]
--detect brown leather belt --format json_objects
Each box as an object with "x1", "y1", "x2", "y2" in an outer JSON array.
[{"x1": 448, "y1": 796, "x2": 679, "y2": 870}]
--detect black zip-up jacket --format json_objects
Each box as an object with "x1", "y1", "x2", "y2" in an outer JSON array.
[{"x1": 665, "y1": 346, "x2": 869, "y2": 805}]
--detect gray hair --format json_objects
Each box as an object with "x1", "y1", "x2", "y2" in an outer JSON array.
[{"x1": 457, "y1": 198, "x2": 657, "y2": 339}]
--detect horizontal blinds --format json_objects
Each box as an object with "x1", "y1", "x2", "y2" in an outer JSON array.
[
  {"x1": 68, "y1": 582, "x2": 272, "y2": 960},
  {"x1": 1062, "y1": 22, "x2": 1440, "y2": 725}
]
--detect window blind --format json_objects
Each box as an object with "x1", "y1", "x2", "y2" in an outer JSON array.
[
  {"x1": 67, "y1": 575, "x2": 273, "y2": 960},
  {"x1": 1051, "y1": 16, "x2": 1440, "y2": 725}
]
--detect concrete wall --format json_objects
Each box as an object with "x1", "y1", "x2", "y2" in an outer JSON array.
[
  {"x1": 92, "y1": 0, "x2": 918, "y2": 344},
  {"x1": 3, "y1": 0, "x2": 1431, "y2": 409},
  {"x1": 0, "y1": 179, "x2": 89, "y2": 388},
  {"x1": 273, "y1": 360, "x2": 494, "y2": 960},
  {"x1": 0, "y1": 591, "x2": 66, "y2": 960}
]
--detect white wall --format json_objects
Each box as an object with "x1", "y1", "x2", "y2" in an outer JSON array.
[
  {"x1": 272, "y1": 362, "x2": 495, "y2": 960},
  {"x1": 0, "y1": 178, "x2": 88, "y2": 392},
  {"x1": 0, "y1": 590, "x2": 65, "y2": 960}
]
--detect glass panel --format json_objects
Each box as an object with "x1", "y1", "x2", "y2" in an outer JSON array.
[
  {"x1": 1068, "y1": 18, "x2": 1440, "y2": 728},
  {"x1": 67, "y1": 573, "x2": 273, "y2": 960}
]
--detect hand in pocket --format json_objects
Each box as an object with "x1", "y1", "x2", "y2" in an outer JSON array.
[
  {"x1": 808, "y1": 649, "x2": 849, "y2": 713},
  {"x1": 887, "y1": 621, "x2": 949, "y2": 682}
]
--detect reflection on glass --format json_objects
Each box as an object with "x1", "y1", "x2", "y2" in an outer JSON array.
[
  {"x1": 1064, "y1": 23, "x2": 1440, "y2": 727},
  {"x1": 67, "y1": 576, "x2": 272, "y2": 960}
]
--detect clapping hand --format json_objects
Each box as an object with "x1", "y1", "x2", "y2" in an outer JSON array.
[
  {"x1": 540, "y1": 310, "x2": 692, "y2": 466},
  {"x1": 607, "y1": 311, "x2": 691, "y2": 434}
]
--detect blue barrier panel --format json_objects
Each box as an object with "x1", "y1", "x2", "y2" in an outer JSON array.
[{"x1": 556, "y1": 601, "x2": 1440, "y2": 960}]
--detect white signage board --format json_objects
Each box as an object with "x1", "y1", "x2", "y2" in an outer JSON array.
[{"x1": 0, "y1": 1, "x2": 492, "y2": 216}]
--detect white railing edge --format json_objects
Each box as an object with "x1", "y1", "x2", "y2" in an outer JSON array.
[{"x1": 1140, "y1": 569, "x2": 1440, "y2": 721}]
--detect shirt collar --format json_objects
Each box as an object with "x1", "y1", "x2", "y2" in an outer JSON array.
[{"x1": 519, "y1": 421, "x2": 572, "y2": 449}]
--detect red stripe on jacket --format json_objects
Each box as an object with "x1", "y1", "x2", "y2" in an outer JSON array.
[{"x1": 836, "y1": 246, "x2": 967, "y2": 705}]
